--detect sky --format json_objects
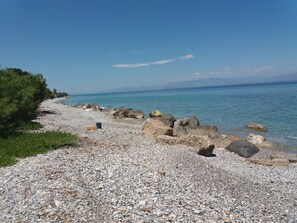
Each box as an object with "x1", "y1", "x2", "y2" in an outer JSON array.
[{"x1": 0, "y1": 0, "x2": 297, "y2": 94}]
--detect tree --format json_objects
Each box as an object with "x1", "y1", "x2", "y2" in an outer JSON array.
[{"x1": 0, "y1": 68, "x2": 49, "y2": 134}]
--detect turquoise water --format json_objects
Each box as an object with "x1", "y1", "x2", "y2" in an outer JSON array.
[{"x1": 66, "y1": 82, "x2": 297, "y2": 151}]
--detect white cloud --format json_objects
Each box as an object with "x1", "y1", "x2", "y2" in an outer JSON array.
[
  {"x1": 150, "y1": 59, "x2": 175, "y2": 65},
  {"x1": 112, "y1": 63, "x2": 150, "y2": 68},
  {"x1": 253, "y1": 66, "x2": 273, "y2": 73},
  {"x1": 113, "y1": 54, "x2": 194, "y2": 68},
  {"x1": 179, "y1": 54, "x2": 194, "y2": 60}
]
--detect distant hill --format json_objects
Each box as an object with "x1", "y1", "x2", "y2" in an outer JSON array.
[
  {"x1": 164, "y1": 72, "x2": 297, "y2": 89},
  {"x1": 102, "y1": 72, "x2": 297, "y2": 93},
  {"x1": 269, "y1": 72, "x2": 297, "y2": 82}
]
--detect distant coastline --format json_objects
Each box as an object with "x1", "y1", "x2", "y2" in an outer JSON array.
[{"x1": 71, "y1": 80, "x2": 297, "y2": 96}]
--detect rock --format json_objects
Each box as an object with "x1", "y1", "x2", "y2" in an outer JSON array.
[
  {"x1": 123, "y1": 109, "x2": 144, "y2": 119},
  {"x1": 177, "y1": 135, "x2": 214, "y2": 156},
  {"x1": 113, "y1": 107, "x2": 129, "y2": 119},
  {"x1": 90, "y1": 103, "x2": 101, "y2": 111},
  {"x1": 246, "y1": 122, "x2": 268, "y2": 132},
  {"x1": 141, "y1": 119, "x2": 173, "y2": 137},
  {"x1": 227, "y1": 135, "x2": 241, "y2": 141},
  {"x1": 77, "y1": 103, "x2": 85, "y2": 108},
  {"x1": 225, "y1": 140, "x2": 260, "y2": 158},
  {"x1": 105, "y1": 106, "x2": 116, "y2": 114},
  {"x1": 159, "y1": 114, "x2": 176, "y2": 127},
  {"x1": 246, "y1": 133, "x2": 265, "y2": 145},
  {"x1": 113, "y1": 107, "x2": 144, "y2": 119},
  {"x1": 173, "y1": 116, "x2": 199, "y2": 137},
  {"x1": 83, "y1": 104, "x2": 92, "y2": 109},
  {"x1": 84, "y1": 108, "x2": 95, "y2": 111},
  {"x1": 247, "y1": 158, "x2": 290, "y2": 166},
  {"x1": 149, "y1": 110, "x2": 162, "y2": 118},
  {"x1": 54, "y1": 200, "x2": 63, "y2": 207},
  {"x1": 198, "y1": 125, "x2": 218, "y2": 132},
  {"x1": 156, "y1": 135, "x2": 178, "y2": 145}
]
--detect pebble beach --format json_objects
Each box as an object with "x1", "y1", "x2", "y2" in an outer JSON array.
[{"x1": 0, "y1": 99, "x2": 297, "y2": 222}]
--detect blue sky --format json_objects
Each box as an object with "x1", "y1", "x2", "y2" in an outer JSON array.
[{"x1": 0, "y1": 0, "x2": 297, "y2": 94}]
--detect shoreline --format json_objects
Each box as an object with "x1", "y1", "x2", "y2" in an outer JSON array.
[
  {"x1": 65, "y1": 96, "x2": 297, "y2": 154},
  {"x1": 0, "y1": 99, "x2": 296, "y2": 222}
]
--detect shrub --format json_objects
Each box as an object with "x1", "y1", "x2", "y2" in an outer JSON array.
[{"x1": 0, "y1": 68, "x2": 48, "y2": 134}]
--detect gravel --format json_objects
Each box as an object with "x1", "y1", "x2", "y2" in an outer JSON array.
[{"x1": 0, "y1": 99, "x2": 296, "y2": 222}]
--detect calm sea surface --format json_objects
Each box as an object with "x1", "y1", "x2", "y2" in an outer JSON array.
[{"x1": 66, "y1": 82, "x2": 297, "y2": 151}]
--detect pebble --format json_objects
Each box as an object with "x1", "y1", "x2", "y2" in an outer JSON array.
[{"x1": 0, "y1": 98, "x2": 296, "y2": 222}]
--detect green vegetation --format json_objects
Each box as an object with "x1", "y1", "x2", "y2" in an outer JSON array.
[
  {"x1": 0, "y1": 67, "x2": 76, "y2": 167},
  {"x1": 19, "y1": 121, "x2": 43, "y2": 131},
  {"x1": 0, "y1": 68, "x2": 47, "y2": 134},
  {"x1": 0, "y1": 132, "x2": 77, "y2": 167},
  {"x1": 0, "y1": 68, "x2": 68, "y2": 134}
]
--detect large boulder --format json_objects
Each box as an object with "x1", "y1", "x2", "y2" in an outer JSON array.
[
  {"x1": 177, "y1": 134, "x2": 214, "y2": 156},
  {"x1": 149, "y1": 110, "x2": 162, "y2": 118},
  {"x1": 173, "y1": 116, "x2": 199, "y2": 137},
  {"x1": 246, "y1": 122, "x2": 268, "y2": 132},
  {"x1": 141, "y1": 119, "x2": 173, "y2": 138},
  {"x1": 225, "y1": 140, "x2": 260, "y2": 158},
  {"x1": 124, "y1": 109, "x2": 144, "y2": 119}
]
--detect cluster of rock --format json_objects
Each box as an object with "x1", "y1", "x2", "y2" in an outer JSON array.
[
  {"x1": 72, "y1": 103, "x2": 145, "y2": 119},
  {"x1": 112, "y1": 107, "x2": 144, "y2": 119},
  {"x1": 71, "y1": 104, "x2": 295, "y2": 167},
  {"x1": 141, "y1": 110, "x2": 297, "y2": 167},
  {"x1": 72, "y1": 103, "x2": 103, "y2": 111},
  {"x1": 141, "y1": 110, "x2": 227, "y2": 157}
]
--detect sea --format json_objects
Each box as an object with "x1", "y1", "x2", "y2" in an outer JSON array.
[{"x1": 66, "y1": 82, "x2": 297, "y2": 152}]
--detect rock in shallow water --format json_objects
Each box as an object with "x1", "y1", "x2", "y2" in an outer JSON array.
[
  {"x1": 246, "y1": 122, "x2": 268, "y2": 132},
  {"x1": 225, "y1": 140, "x2": 260, "y2": 158}
]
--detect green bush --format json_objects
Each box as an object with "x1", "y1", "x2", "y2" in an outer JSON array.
[{"x1": 0, "y1": 68, "x2": 49, "y2": 134}]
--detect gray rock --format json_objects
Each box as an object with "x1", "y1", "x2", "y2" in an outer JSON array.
[
  {"x1": 173, "y1": 116, "x2": 199, "y2": 137},
  {"x1": 124, "y1": 109, "x2": 144, "y2": 119},
  {"x1": 159, "y1": 114, "x2": 176, "y2": 127},
  {"x1": 225, "y1": 140, "x2": 260, "y2": 158}
]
